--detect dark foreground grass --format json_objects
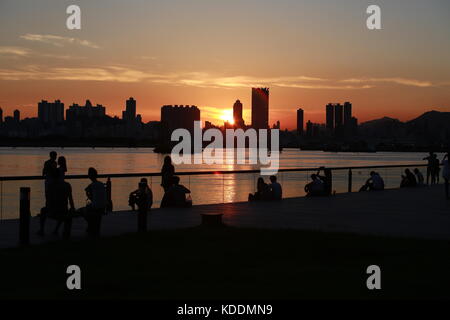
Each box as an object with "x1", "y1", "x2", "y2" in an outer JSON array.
[{"x1": 1, "y1": 226, "x2": 450, "y2": 300}]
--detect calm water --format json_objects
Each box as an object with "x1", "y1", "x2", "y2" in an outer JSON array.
[{"x1": 0, "y1": 147, "x2": 440, "y2": 220}]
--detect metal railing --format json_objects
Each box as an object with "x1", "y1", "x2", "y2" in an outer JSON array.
[{"x1": 0, "y1": 163, "x2": 431, "y2": 221}]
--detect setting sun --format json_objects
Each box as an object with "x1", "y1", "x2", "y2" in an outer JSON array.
[{"x1": 220, "y1": 109, "x2": 234, "y2": 124}]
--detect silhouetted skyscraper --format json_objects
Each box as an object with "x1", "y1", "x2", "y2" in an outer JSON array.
[
  {"x1": 0, "y1": 107, "x2": 3, "y2": 123},
  {"x1": 344, "y1": 102, "x2": 352, "y2": 126},
  {"x1": 66, "y1": 100, "x2": 105, "y2": 122},
  {"x1": 251, "y1": 88, "x2": 269, "y2": 130},
  {"x1": 38, "y1": 100, "x2": 64, "y2": 125},
  {"x1": 326, "y1": 103, "x2": 334, "y2": 131},
  {"x1": 297, "y1": 108, "x2": 304, "y2": 135},
  {"x1": 161, "y1": 105, "x2": 200, "y2": 142},
  {"x1": 233, "y1": 100, "x2": 245, "y2": 128},
  {"x1": 334, "y1": 103, "x2": 343, "y2": 129},
  {"x1": 13, "y1": 109, "x2": 20, "y2": 123},
  {"x1": 124, "y1": 97, "x2": 137, "y2": 122}
]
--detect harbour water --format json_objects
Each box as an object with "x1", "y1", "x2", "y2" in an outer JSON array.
[{"x1": 0, "y1": 148, "x2": 441, "y2": 220}]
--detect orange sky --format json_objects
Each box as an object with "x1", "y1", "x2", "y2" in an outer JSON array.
[{"x1": 1, "y1": 0, "x2": 449, "y2": 129}]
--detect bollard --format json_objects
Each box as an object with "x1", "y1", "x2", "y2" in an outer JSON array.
[
  {"x1": 201, "y1": 213, "x2": 223, "y2": 227},
  {"x1": 324, "y1": 168, "x2": 333, "y2": 196},
  {"x1": 137, "y1": 207, "x2": 147, "y2": 232},
  {"x1": 106, "y1": 177, "x2": 113, "y2": 213},
  {"x1": 348, "y1": 169, "x2": 353, "y2": 193},
  {"x1": 19, "y1": 187, "x2": 31, "y2": 246}
]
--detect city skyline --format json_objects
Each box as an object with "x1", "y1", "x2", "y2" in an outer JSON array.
[
  {"x1": 0, "y1": 93, "x2": 445, "y2": 131},
  {"x1": 1, "y1": 0, "x2": 450, "y2": 128}
]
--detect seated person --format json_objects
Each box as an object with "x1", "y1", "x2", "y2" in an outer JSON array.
[
  {"x1": 304, "y1": 174, "x2": 325, "y2": 197},
  {"x1": 249, "y1": 177, "x2": 271, "y2": 201},
  {"x1": 414, "y1": 168, "x2": 425, "y2": 186},
  {"x1": 360, "y1": 171, "x2": 385, "y2": 191},
  {"x1": 78, "y1": 167, "x2": 107, "y2": 237},
  {"x1": 316, "y1": 167, "x2": 332, "y2": 196},
  {"x1": 400, "y1": 169, "x2": 417, "y2": 188},
  {"x1": 269, "y1": 175, "x2": 283, "y2": 200},
  {"x1": 37, "y1": 167, "x2": 75, "y2": 238},
  {"x1": 129, "y1": 178, "x2": 153, "y2": 212},
  {"x1": 160, "y1": 176, "x2": 192, "y2": 208}
]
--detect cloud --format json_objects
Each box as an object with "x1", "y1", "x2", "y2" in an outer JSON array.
[
  {"x1": 0, "y1": 46, "x2": 32, "y2": 57},
  {"x1": 0, "y1": 64, "x2": 447, "y2": 91},
  {"x1": 341, "y1": 77, "x2": 434, "y2": 88},
  {"x1": 20, "y1": 34, "x2": 99, "y2": 49}
]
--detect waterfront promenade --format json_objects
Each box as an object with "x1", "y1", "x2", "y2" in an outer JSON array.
[{"x1": 0, "y1": 185, "x2": 449, "y2": 248}]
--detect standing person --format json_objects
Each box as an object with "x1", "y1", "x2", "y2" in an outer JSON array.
[
  {"x1": 432, "y1": 154, "x2": 441, "y2": 184},
  {"x1": 161, "y1": 156, "x2": 175, "y2": 192},
  {"x1": 442, "y1": 153, "x2": 449, "y2": 199},
  {"x1": 42, "y1": 151, "x2": 58, "y2": 206},
  {"x1": 37, "y1": 168, "x2": 75, "y2": 238},
  {"x1": 82, "y1": 167, "x2": 106, "y2": 237},
  {"x1": 423, "y1": 152, "x2": 435, "y2": 185},
  {"x1": 57, "y1": 156, "x2": 67, "y2": 181}
]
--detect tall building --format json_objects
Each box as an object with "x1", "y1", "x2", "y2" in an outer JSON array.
[
  {"x1": 251, "y1": 88, "x2": 269, "y2": 130},
  {"x1": 326, "y1": 103, "x2": 334, "y2": 131},
  {"x1": 160, "y1": 105, "x2": 201, "y2": 141},
  {"x1": 233, "y1": 100, "x2": 245, "y2": 128},
  {"x1": 38, "y1": 100, "x2": 64, "y2": 125},
  {"x1": 297, "y1": 108, "x2": 304, "y2": 135},
  {"x1": 13, "y1": 109, "x2": 20, "y2": 123},
  {"x1": 343, "y1": 102, "x2": 352, "y2": 126},
  {"x1": 66, "y1": 100, "x2": 106, "y2": 122},
  {"x1": 334, "y1": 103, "x2": 343, "y2": 129},
  {"x1": 123, "y1": 97, "x2": 137, "y2": 122},
  {"x1": 0, "y1": 107, "x2": 3, "y2": 123}
]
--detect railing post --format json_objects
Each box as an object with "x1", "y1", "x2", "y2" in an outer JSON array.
[
  {"x1": 348, "y1": 169, "x2": 352, "y2": 193},
  {"x1": 19, "y1": 187, "x2": 31, "y2": 246},
  {"x1": 137, "y1": 206, "x2": 147, "y2": 233},
  {"x1": 106, "y1": 177, "x2": 113, "y2": 213}
]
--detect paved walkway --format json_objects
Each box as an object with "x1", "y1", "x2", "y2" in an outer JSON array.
[{"x1": 1, "y1": 185, "x2": 449, "y2": 248}]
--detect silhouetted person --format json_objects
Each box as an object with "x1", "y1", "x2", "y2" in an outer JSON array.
[
  {"x1": 360, "y1": 171, "x2": 385, "y2": 191},
  {"x1": 442, "y1": 153, "x2": 449, "y2": 199},
  {"x1": 248, "y1": 177, "x2": 271, "y2": 201},
  {"x1": 37, "y1": 167, "x2": 75, "y2": 238},
  {"x1": 400, "y1": 169, "x2": 417, "y2": 188},
  {"x1": 423, "y1": 152, "x2": 435, "y2": 185},
  {"x1": 161, "y1": 156, "x2": 175, "y2": 192},
  {"x1": 316, "y1": 167, "x2": 332, "y2": 196},
  {"x1": 129, "y1": 178, "x2": 153, "y2": 211},
  {"x1": 42, "y1": 151, "x2": 58, "y2": 206},
  {"x1": 57, "y1": 156, "x2": 67, "y2": 181},
  {"x1": 269, "y1": 176, "x2": 283, "y2": 200},
  {"x1": 81, "y1": 167, "x2": 106, "y2": 237},
  {"x1": 304, "y1": 174, "x2": 325, "y2": 197},
  {"x1": 160, "y1": 176, "x2": 191, "y2": 208},
  {"x1": 432, "y1": 154, "x2": 440, "y2": 184},
  {"x1": 414, "y1": 168, "x2": 425, "y2": 186}
]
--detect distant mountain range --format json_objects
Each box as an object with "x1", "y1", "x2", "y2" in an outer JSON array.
[{"x1": 359, "y1": 111, "x2": 450, "y2": 145}]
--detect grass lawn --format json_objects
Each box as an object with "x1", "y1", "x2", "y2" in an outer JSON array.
[{"x1": 1, "y1": 226, "x2": 450, "y2": 300}]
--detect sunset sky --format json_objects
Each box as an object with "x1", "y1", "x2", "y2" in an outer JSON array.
[{"x1": 1, "y1": 0, "x2": 449, "y2": 129}]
